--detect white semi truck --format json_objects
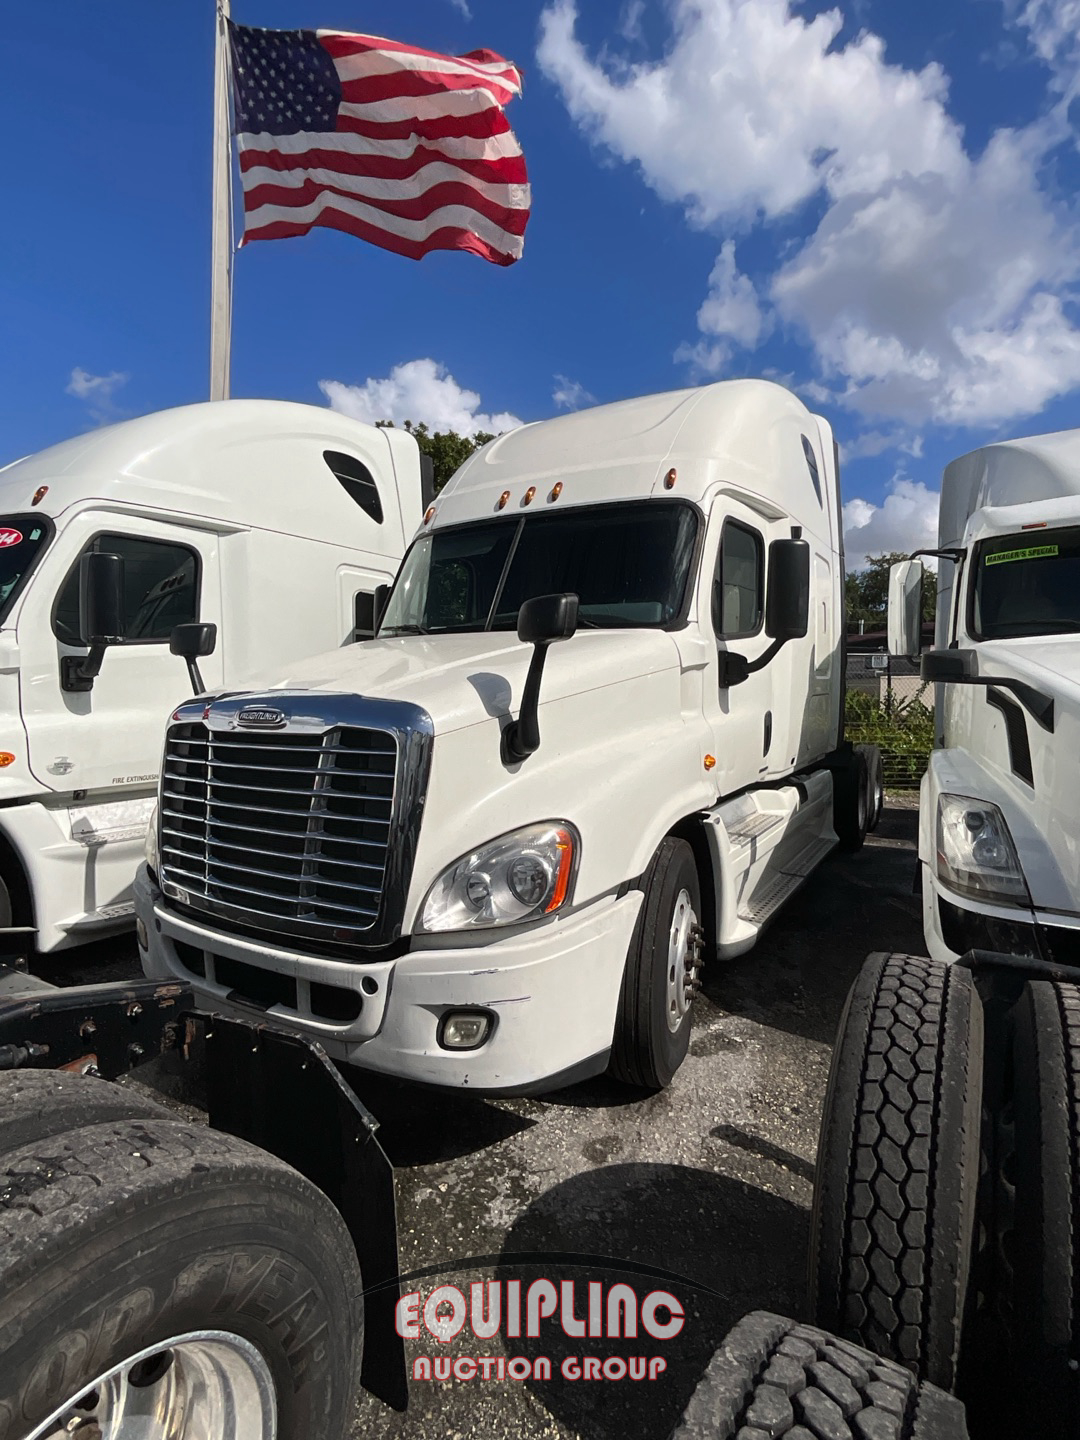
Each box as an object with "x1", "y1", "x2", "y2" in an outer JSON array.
[
  {"x1": 888, "y1": 427, "x2": 1080, "y2": 966},
  {"x1": 136, "y1": 379, "x2": 880, "y2": 1094},
  {"x1": 0, "y1": 401, "x2": 424, "y2": 955}
]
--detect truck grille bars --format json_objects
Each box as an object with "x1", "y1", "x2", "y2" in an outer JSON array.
[{"x1": 158, "y1": 694, "x2": 433, "y2": 953}]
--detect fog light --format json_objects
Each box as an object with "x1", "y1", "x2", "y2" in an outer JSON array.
[
  {"x1": 136, "y1": 917, "x2": 148, "y2": 950},
  {"x1": 439, "y1": 1010, "x2": 493, "y2": 1050}
]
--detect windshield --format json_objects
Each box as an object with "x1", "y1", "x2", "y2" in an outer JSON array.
[
  {"x1": 0, "y1": 514, "x2": 52, "y2": 624},
  {"x1": 379, "y1": 501, "x2": 700, "y2": 636},
  {"x1": 971, "y1": 526, "x2": 1080, "y2": 638}
]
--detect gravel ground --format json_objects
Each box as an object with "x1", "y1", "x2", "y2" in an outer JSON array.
[{"x1": 33, "y1": 798, "x2": 926, "y2": 1439}]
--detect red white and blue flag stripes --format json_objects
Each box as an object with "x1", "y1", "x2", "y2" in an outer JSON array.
[{"x1": 228, "y1": 23, "x2": 530, "y2": 266}]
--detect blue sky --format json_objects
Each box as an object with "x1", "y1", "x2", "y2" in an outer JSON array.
[{"x1": 4, "y1": 0, "x2": 1080, "y2": 566}]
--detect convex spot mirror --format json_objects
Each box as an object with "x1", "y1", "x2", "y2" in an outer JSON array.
[
  {"x1": 888, "y1": 559, "x2": 924, "y2": 658},
  {"x1": 765, "y1": 538, "x2": 810, "y2": 641},
  {"x1": 170, "y1": 622, "x2": 218, "y2": 697}
]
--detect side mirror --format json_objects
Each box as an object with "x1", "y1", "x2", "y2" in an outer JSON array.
[
  {"x1": 503, "y1": 593, "x2": 579, "y2": 762},
  {"x1": 61, "y1": 552, "x2": 125, "y2": 693},
  {"x1": 888, "y1": 560, "x2": 924, "y2": 658},
  {"x1": 170, "y1": 622, "x2": 217, "y2": 696},
  {"x1": 517, "y1": 593, "x2": 579, "y2": 646},
  {"x1": 79, "y1": 552, "x2": 125, "y2": 646},
  {"x1": 765, "y1": 538, "x2": 810, "y2": 641}
]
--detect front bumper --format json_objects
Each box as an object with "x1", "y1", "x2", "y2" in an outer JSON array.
[
  {"x1": 923, "y1": 862, "x2": 1080, "y2": 967},
  {"x1": 135, "y1": 865, "x2": 642, "y2": 1093}
]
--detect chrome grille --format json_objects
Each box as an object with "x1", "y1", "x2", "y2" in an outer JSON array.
[{"x1": 160, "y1": 721, "x2": 398, "y2": 934}]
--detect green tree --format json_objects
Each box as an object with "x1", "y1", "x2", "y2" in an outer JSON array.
[
  {"x1": 377, "y1": 419, "x2": 495, "y2": 493},
  {"x1": 846, "y1": 551, "x2": 937, "y2": 629}
]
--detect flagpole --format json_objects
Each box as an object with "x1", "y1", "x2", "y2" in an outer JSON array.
[{"x1": 209, "y1": 0, "x2": 233, "y2": 401}]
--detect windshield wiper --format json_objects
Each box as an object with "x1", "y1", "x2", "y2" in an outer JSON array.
[{"x1": 380, "y1": 623, "x2": 430, "y2": 636}]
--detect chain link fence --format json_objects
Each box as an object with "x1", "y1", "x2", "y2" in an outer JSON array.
[{"x1": 845, "y1": 650, "x2": 934, "y2": 791}]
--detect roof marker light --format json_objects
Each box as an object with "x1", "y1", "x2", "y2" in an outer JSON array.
[
  {"x1": 550, "y1": 482, "x2": 563, "y2": 502},
  {"x1": 423, "y1": 506, "x2": 436, "y2": 525},
  {"x1": 0, "y1": 752, "x2": 15, "y2": 768},
  {"x1": 31, "y1": 486, "x2": 48, "y2": 506},
  {"x1": 664, "y1": 468, "x2": 677, "y2": 490},
  {"x1": 1022, "y1": 521, "x2": 1048, "y2": 529},
  {"x1": 704, "y1": 754, "x2": 716, "y2": 771},
  {"x1": 497, "y1": 490, "x2": 510, "y2": 511},
  {"x1": 523, "y1": 486, "x2": 536, "y2": 505}
]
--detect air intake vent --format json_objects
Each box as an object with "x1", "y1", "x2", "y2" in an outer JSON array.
[{"x1": 325, "y1": 449, "x2": 383, "y2": 523}]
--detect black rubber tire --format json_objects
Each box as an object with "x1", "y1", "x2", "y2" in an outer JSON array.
[
  {"x1": 1001, "y1": 979, "x2": 1080, "y2": 1439},
  {"x1": 810, "y1": 953, "x2": 982, "y2": 1390},
  {"x1": 834, "y1": 747, "x2": 871, "y2": 852},
  {"x1": 0, "y1": 1069, "x2": 172, "y2": 1157},
  {"x1": 609, "y1": 836, "x2": 701, "y2": 1090},
  {"x1": 0, "y1": 1117, "x2": 363, "y2": 1440},
  {"x1": 670, "y1": 1310, "x2": 969, "y2": 1438},
  {"x1": 858, "y1": 744, "x2": 885, "y2": 832}
]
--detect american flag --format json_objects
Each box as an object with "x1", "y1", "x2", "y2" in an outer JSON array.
[{"x1": 227, "y1": 23, "x2": 530, "y2": 266}]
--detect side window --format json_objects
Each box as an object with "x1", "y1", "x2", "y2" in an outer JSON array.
[
  {"x1": 54, "y1": 535, "x2": 199, "y2": 645},
  {"x1": 325, "y1": 450, "x2": 383, "y2": 524},
  {"x1": 801, "y1": 435, "x2": 823, "y2": 506},
  {"x1": 713, "y1": 521, "x2": 764, "y2": 638}
]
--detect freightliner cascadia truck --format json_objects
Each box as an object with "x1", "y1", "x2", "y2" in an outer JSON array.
[
  {"x1": 135, "y1": 379, "x2": 881, "y2": 1094},
  {"x1": 0, "y1": 401, "x2": 424, "y2": 958}
]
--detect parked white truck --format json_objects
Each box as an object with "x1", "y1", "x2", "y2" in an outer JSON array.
[
  {"x1": 137, "y1": 380, "x2": 880, "y2": 1093},
  {"x1": 0, "y1": 401, "x2": 425, "y2": 954},
  {"x1": 889, "y1": 427, "x2": 1080, "y2": 967}
]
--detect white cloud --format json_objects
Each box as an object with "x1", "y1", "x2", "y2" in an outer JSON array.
[
  {"x1": 696, "y1": 241, "x2": 766, "y2": 347},
  {"x1": 843, "y1": 476, "x2": 940, "y2": 570},
  {"x1": 320, "y1": 358, "x2": 521, "y2": 436},
  {"x1": 538, "y1": 0, "x2": 1080, "y2": 429},
  {"x1": 1006, "y1": 0, "x2": 1080, "y2": 83},
  {"x1": 66, "y1": 367, "x2": 129, "y2": 425},
  {"x1": 448, "y1": 0, "x2": 472, "y2": 18},
  {"x1": 552, "y1": 374, "x2": 596, "y2": 410}
]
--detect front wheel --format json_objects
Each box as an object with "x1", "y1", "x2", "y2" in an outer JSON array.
[
  {"x1": 608, "y1": 836, "x2": 703, "y2": 1090},
  {"x1": 0, "y1": 1116, "x2": 364, "y2": 1440}
]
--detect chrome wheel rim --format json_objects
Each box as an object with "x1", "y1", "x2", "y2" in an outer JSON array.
[
  {"x1": 666, "y1": 887, "x2": 700, "y2": 1034},
  {"x1": 26, "y1": 1330, "x2": 277, "y2": 1440}
]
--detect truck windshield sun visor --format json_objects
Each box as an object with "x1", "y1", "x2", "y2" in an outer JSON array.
[
  {"x1": 0, "y1": 514, "x2": 53, "y2": 624},
  {"x1": 971, "y1": 525, "x2": 1080, "y2": 639},
  {"x1": 379, "y1": 501, "x2": 700, "y2": 636}
]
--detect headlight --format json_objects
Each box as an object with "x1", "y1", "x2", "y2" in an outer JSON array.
[
  {"x1": 419, "y1": 822, "x2": 579, "y2": 933},
  {"x1": 936, "y1": 795, "x2": 1029, "y2": 907},
  {"x1": 145, "y1": 804, "x2": 159, "y2": 878}
]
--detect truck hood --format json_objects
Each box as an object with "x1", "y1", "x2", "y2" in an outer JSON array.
[
  {"x1": 963, "y1": 635, "x2": 1080, "y2": 913},
  {"x1": 257, "y1": 629, "x2": 683, "y2": 736}
]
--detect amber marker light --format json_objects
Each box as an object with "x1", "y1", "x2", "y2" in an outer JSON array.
[
  {"x1": 423, "y1": 506, "x2": 436, "y2": 525},
  {"x1": 664, "y1": 468, "x2": 677, "y2": 489},
  {"x1": 0, "y1": 753, "x2": 15, "y2": 768},
  {"x1": 523, "y1": 486, "x2": 536, "y2": 505},
  {"x1": 497, "y1": 490, "x2": 510, "y2": 510},
  {"x1": 31, "y1": 486, "x2": 48, "y2": 506},
  {"x1": 544, "y1": 828, "x2": 576, "y2": 913},
  {"x1": 704, "y1": 754, "x2": 716, "y2": 771},
  {"x1": 550, "y1": 482, "x2": 563, "y2": 502},
  {"x1": 1022, "y1": 521, "x2": 1048, "y2": 529}
]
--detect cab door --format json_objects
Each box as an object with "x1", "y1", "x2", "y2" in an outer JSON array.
[
  {"x1": 18, "y1": 515, "x2": 224, "y2": 797},
  {"x1": 704, "y1": 507, "x2": 776, "y2": 795}
]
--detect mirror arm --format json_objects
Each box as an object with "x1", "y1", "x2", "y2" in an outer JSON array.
[
  {"x1": 745, "y1": 635, "x2": 787, "y2": 676},
  {"x1": 502, "y1": 643, "x2": 550, "y2": 762},
  {"x1": 185, "y1": 658, "x2": 206, "y2": 695},
  {"x1": 60, "y1": 645, "x2": 108, "y2": 695},
  {"x1": 906, "y1": 547, "x2": 965, "y2": 563}
]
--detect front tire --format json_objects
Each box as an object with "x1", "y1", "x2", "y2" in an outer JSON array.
[
  {"x1": 0, "y1": 1117, "x2": 363, "y2": 1440},
  {"x1": 672, "y1": 1311, "x2": 969, "y2": 1438},
  {"x1": 810, "y1": 953, "x2": 982, "y2": 1389},
  {"x1": 608, "y1": 836, "x2": 702, "y2": 1091}
]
